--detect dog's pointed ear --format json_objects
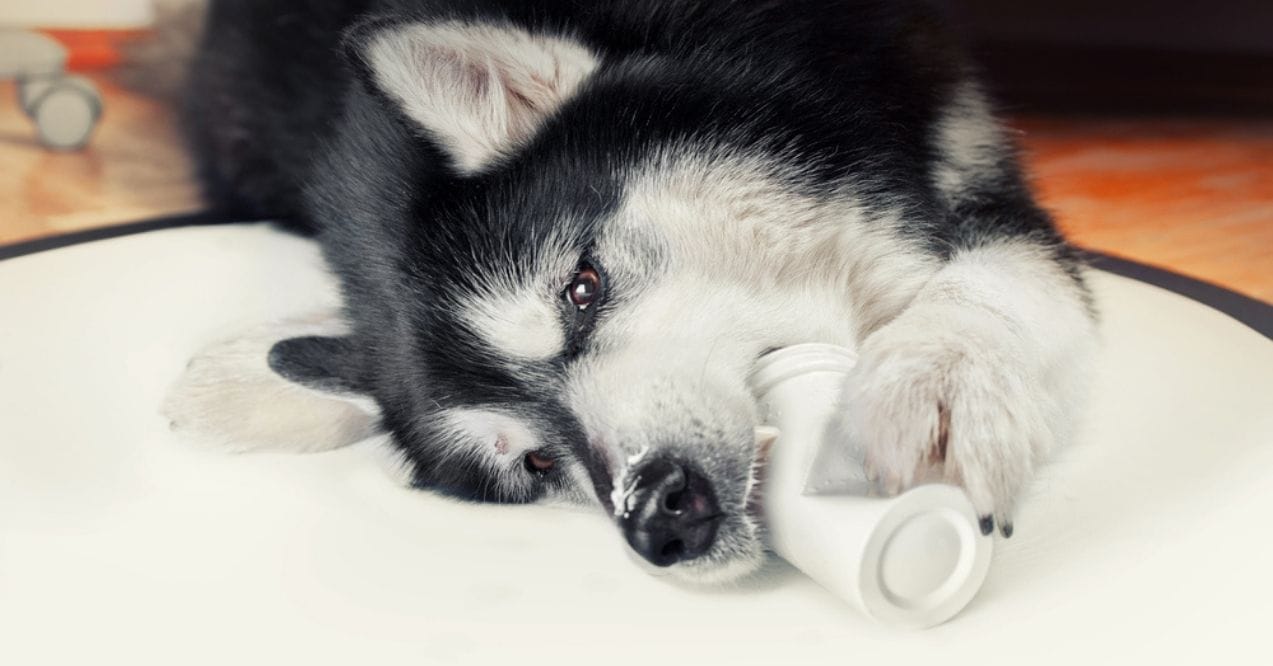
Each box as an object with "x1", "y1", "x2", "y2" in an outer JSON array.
[
  {"x1": 346, "y1": 19, "x2": 599, "y2": 173},
  {"x1": 163, "y1": 319, "x2": 381, "y2": 454}
]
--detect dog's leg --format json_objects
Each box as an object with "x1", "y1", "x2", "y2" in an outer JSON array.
[
  {"x1": 836, "y1": 83, "x2": 1098, "y2": 534},
  {"x1": 163, "y1": 313, "x2": 382, "y2": 454}
]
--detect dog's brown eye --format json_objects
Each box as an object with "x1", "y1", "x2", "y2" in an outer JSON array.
[
  {"x1": 567, "y1": 265, "x2": 602, "y2": 309},
  {"x1": 525, "y1": 451, "x2": 555, "y2": 473}
]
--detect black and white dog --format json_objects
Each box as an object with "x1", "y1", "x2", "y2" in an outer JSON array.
[{"x1": 166, "y1": 0, "x2": 1096, "y2": 582}]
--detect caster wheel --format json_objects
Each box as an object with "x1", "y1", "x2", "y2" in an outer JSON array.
[
  {"x1": 18, "y1": 78, "x2": 43, "y2": 117},
  {"x1": 29, "y1": 75, "x2": 102, "y2": 150}
]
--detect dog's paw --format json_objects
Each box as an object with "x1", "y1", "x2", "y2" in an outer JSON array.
[
  {"x1": 835, "y1": 305, "x2": 1054, "y2": 535},
  {"x1": 162, "y1": 314, "x2": 381, "y2": 453}
]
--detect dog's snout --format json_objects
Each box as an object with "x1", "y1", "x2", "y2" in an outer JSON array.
[{"x1": 619, "y1": 457, "x2": 721, "y2": 567}]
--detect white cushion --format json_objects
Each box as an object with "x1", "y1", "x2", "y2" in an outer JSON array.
[{"x1": 1, "y1": 224, "x2": 1270, "y2": 663}]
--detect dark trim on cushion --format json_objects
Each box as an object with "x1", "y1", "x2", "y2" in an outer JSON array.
[
  {"x1": 0, "y1": 212, "x2": 229, "y2": 261},
  {"x1": 1082, "y1": 250, "x2": 1271, "y2": 340}
]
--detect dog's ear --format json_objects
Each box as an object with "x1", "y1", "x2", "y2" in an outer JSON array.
[
  {"x1": 163, "y1": 318, "x2": 381, "y2": 454},
  {"x1": 347, "y1": 19, "x2": 599, "y2": 173}
]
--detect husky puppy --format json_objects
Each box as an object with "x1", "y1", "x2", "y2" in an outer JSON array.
[{"x1": 169, "y1": 0, "x2": 1096, "y2": 581}]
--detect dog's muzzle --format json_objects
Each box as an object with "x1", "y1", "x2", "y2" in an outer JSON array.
[{"x1": 618, "y1": 456, "x2": 722, "y2": 567}]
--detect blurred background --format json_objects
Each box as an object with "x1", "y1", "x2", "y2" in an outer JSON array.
[{"x1": 1, "y1": 0, "x2": 1270, "y2": 301}]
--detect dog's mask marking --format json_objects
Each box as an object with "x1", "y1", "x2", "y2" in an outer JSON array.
[
  {"x1": 441, "y1": 408, "x2": 540, "y2": 460},
  {"x1": 360, "y1": 21, "x2": 599, "y2": 173},
  {"x1": 461, "y1": 289, "x2": 564, "y2": 361},
  {"x1": 433, "y1": 407, "x2": 552, "y2": 500}
]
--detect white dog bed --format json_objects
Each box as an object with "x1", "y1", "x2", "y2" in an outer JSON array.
[{"x1": 2, "y1": 223, "x2": 1270, "y2": 665}]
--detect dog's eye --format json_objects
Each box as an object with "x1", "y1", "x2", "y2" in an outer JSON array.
[
  {"x1": 566, "y1": 265, "x2": 602, "y2": 309},
  {"x1": 524, "y1": 451, "x2": 555, "y2": 474}
]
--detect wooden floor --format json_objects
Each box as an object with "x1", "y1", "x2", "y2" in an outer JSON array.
[
  {"x1": 0, "y1": 73, "x2": 200, "y2": 242},
  {"x1": 2, "y1": 73, "x2": 1271, "y2": 303},
  {"x1": 1019, "y1": 117, "x2": 1273, "y2": 303}
]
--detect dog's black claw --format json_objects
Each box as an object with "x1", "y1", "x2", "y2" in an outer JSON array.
[
  {"x1": 1001, "y1": 522, "x2": 1014, "y2": 538},
  {"x1": 978, "y1": 515, "x2": 994, "y2": 536}
]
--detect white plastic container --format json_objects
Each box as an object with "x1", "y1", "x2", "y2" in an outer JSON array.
[{"x1": 749, "y1": 343, "x2": 993, "y2": 628}]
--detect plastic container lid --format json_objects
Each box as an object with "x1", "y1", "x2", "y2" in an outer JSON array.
[{"x1": 860, "y1": 485, "x2": 990, "y2": 626}]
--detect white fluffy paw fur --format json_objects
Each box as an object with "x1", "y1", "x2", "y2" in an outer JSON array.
[
  {"x1": 837, "y1": 241, "x2": 1097, "y2": 536},
  {"x1": 162, "y1": 314, "x2": 380, "y2": 454},
  {"x1": 838, "y1": 305, "x2": 1046, "y2": 534}
]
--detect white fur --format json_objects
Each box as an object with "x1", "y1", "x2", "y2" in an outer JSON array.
[
  {"x1": 434, "y1": 407, "x2": 544, "y2": 497},
  {"x1": 560, "y1": 148, "x2": 942, "y2": 580},
  {"x1": 833, "y1": 240, "x2": 1096, "y2": 524},
  {"x1": 441, "y1": 408, "x2": 541, "y2": 459},
  {"x1": 615, "y1": 146, "x2": 940, "y2": 339},
  {"x1": 162, "y1": 314, "x2": 381, "y2": 453},
  {"x1": 567, "y1": 148, "x2": 940, "y2": 459},
  {"x1": 462, "y1": 290, "x2": 565, "y2": 361},
  {"x1": 931, "y1": 82, "x2": 1007, "y2": 202},
  {"x1": 365, "y1": 21, "x2": 598, "y2": 172}
]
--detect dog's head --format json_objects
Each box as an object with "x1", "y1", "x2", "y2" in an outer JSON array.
[{"x1": 175, "y1": 19, "x2": 926, "y2": 583}]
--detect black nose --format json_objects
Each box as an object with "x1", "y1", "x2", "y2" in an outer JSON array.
[{"x1": 618, "y1": 457, "x2": 722, "y2": 567}]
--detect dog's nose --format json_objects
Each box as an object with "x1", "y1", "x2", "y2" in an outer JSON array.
[{"x1": 618, "y1": 457, "x2": 721, "y2": 567}]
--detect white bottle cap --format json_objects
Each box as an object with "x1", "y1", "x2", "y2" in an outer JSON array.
[{"x1": 749, "y1": 343, "x2": 993, "y2": 628}]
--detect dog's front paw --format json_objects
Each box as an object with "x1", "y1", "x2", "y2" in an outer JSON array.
[
  {"x1": 836, "y1": 307, "x2": 1054, "y2": 536},
  {"x1": 162, "y1": 315, "x2": 381, "y2": 454}
]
